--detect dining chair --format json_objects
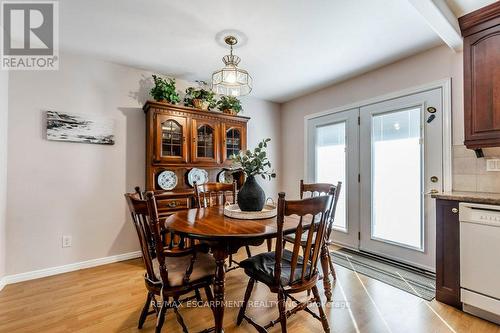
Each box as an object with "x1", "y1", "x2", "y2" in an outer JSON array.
[
  {"x1": 284, "y1": 180, "x2": 342, "y2": 283},
  {"x1": 237, "y1": 192, "x2": 333, "y2": 333},
  {"x1": 134, "y1": 186, "x2": 192, "y2": 250},
  {"x1": 125, "y1": 190, "x2": 216, "y2": 332},
  {"x1": 193, "y1": 181, "x2": 254, "y2": 265}
]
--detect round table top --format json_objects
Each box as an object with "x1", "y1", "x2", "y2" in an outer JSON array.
[{"x1": 164, "y1": 206, "x2": 310, "y2": 240}]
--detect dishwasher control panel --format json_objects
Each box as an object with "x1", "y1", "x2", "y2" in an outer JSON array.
[{"x1": 459, "y1": 203, "x2": 500, "y2": 227}]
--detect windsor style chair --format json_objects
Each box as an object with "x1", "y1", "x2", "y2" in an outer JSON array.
[{"x1": 237, "y1": 192, "x2": 333, "y2": 332}]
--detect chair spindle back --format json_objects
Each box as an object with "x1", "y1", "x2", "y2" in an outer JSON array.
[
  {"x1": 274, "y1": 192, "x2": 333, "y2": 287},
  {"x1": 300, "y1": 180, "x2": 342, "y2": 241},
  {"x1": 194, "y1": 181, "x2": 237, "y2": 208},
  {"x1": 124, "y1": 191, "x2": 158, "y2": 283}
]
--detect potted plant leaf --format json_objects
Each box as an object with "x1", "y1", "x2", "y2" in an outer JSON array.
[
  {"x1": 184, "y1": 87, "x2": 217, "y2": 111},
  {"x1": 150, "y1": 75, "x2": 181, "y2": 104},
  {"x1": 230, "y1": 138, "x2": 276, "y2": 211},
  {"x1": 217, "y1": 96, "x2": 243, "y2": 115}
]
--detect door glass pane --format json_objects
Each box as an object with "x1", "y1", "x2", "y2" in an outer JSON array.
[
  {"x1": 371, "y1": 108, "x2": 422, "y2": 248},
  {"x1": 315, "y1": 122, "x2": 347, "y2": 231},
  {"x1": 162, "y1": 120, "x2": 182, "y2": 157},
  {"x1": 197, "y1": 125, "x2": 214, "y2": 158},
  {"x1": 226, "y1": 128, "x2": 241, "y2": 158}
]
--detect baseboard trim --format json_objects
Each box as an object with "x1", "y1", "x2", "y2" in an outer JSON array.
[
  {"x1": 1, "y1": 251, "x2": 142, "y2": 287},
  {"x1": 0, "y1": 277, "x2": 6, "y2": 292}
]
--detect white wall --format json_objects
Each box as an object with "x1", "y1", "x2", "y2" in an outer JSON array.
[
  {"x1": 6, "y1": 52, "x2": 281, "y2": 275},
  {"x1": 242, "y1": 97, "x2": 281, "y2": 199},
  {"x1": 280, "y1": 45, "x2": 467, "y2": 197},
  {"x1": 0, "y1": 70, "x2": 8, "y2": 285}
]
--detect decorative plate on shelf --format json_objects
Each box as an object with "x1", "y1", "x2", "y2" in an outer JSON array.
[
  {"x1": 187, "y1": 168, "x2": 209, "y2": 187},
  {"x1": 217, "y1": 170, "x2": 234, "y2": 184},
  {"x1": 157, "y1": 170, "x2": 177, "y2": 190}
]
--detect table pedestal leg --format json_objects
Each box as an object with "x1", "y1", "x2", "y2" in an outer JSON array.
[
  {"x1": 320, "y1": 243, "x2": 333, "y2": 302},
  {"x1": 213, "y1": 248, "x2": 227, "y2": 333}
]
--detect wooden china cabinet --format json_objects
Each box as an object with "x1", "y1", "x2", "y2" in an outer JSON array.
[{"x1": 144, "y1": 101, "x2": 248, "y2": 214}]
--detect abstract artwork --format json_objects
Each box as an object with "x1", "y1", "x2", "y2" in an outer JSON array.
[{"x1": 46, "y1": 111, "x2": 115, "y2": 145}]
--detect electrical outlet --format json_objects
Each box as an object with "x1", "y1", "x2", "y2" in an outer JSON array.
[
  {"x1": 62, "y1": 235, "x2": 72, "y2": 248},
  {"x1": 486, "y1": 159, "x2": 500, "y2": 172}
]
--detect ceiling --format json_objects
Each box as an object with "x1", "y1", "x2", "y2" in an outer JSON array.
[
  {"x1": 446, "y1": 0, "x2": 497, "y2": 16},
  {"x1": 58, "y1": 0, "x2": 492, "y2": 103}
]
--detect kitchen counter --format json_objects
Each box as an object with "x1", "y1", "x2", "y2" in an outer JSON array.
[{"x1": 432, "y1": 191, "x2": 500, "y2": 205}]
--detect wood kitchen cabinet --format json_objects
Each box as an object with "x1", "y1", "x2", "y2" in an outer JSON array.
[
  {"x1": 435, "y1": 199, "x2": 461, "y2": 309},
  {"x1": 460, "y1": 2, "x2": 500, "y2": 153}
]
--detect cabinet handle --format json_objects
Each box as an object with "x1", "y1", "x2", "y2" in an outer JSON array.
[
  {"x1": 451, "y1": 208, "x2": 458, "y2": 214},
  {"x1": 168, "y1": 201, "x2": 178, "y2": 208}
]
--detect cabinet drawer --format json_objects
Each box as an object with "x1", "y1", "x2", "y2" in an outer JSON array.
[{"x1": 157, "y1": 198, "x2": 190, "y2": 212}]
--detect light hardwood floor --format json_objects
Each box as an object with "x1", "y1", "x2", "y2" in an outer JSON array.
[{"x1": 0, "y1": 245, "x2": 498, "y2": 333}]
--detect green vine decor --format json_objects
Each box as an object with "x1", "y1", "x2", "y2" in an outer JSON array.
[
  {"x1": 217, "y1": 96, "x2": 243, "y2": 115},
  {"x1": 150, "y1": 75, "x2": 180, "y2": 104},
  {"x1": 184, "y1": 87, "x2": 217, "y2": 110}
]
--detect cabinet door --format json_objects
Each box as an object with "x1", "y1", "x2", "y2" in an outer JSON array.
[
  {"x1": 464, "y1": 24, "x2": 500, "y2": 149},
  {"x1": 191, "y1": 118, "x2": 220, "y2": 164},
  {"x1": 435, "y1": 199, "x2": 461, "y2": 309},
  {"x1": 221, "y1": 122, "x2": 247, "y2": 164},
  {"x1": 154, "y1": 114, "x2": 188, "y2": 164}
]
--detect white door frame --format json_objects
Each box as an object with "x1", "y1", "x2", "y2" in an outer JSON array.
[{"x1": 304, "y1": 78, "x2": 452, "y2": 192}]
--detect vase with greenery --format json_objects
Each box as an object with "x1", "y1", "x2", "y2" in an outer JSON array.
[
  {"x1": 230, "y1": 138, "x2": 276, "y2": 211},
  {"x1": 217, "y1": 96, "x2": 243, "y2": 115},
  {"x1": 184, "y1": 87, "x2": 217, "y2": 111},
  {"x1": 150, "y1": 75, "x2": 181, "y2": 104}
]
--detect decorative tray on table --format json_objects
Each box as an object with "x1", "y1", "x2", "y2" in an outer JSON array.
[{"x1": 224, "y1": 201, "x2": 277, "y2": 220}]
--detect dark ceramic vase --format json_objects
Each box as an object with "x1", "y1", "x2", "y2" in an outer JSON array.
[{"x1": 237, "y1": 175, "x2": 265, "y2": 211}]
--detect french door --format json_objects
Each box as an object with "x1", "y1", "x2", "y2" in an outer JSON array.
[
  {"x1": 307, "y1": 88, "x2": 444, "y2": 271},
  {"x1": 306, "y1": 109, "x2": 360, "y2": 248}
]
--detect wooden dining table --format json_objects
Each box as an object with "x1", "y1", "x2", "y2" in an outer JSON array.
[{"x1": 164, "y1": 206, "x2": 333, "y2": 333}]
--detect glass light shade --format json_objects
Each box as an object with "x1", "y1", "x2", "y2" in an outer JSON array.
[{"x1": 212, "y1": 65, "x2": 252, "y2": 96}]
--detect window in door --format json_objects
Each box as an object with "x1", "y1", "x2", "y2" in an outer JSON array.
[
  {"x1": 197, "y1": 125, "x2": 215, "y2": 158},
  {"x1": 161, "y1": 120, "x2": 182, "y2": 157},
  {"x1": 371, "y1": 108, "x2": 422, "y2": 249},
  {"x1": 315, "y1": 122, "x2": 347, "y2": 231},
  {"x1": 226, "y1": 128, "x2": 241, "y2": 158}
]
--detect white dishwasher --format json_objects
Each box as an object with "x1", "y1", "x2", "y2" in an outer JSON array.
[{"x1": 459, "y1": 202, "x2": 500, "y2": 325}]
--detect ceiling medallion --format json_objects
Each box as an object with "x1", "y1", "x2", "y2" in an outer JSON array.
[{"x1": 211, "y1": 35, "x2": 252, "y2": 97}]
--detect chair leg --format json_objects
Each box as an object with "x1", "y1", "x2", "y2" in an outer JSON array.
[
  {"x1": 237, "y1": 278, "x2": 255, "y2": 325},
  {"x1": 173, "y1": 297, "x2": 189, "y2": 333},
  {"x1": 277, "y1": 289, "x2": 288, "y2": 333},
  {"x1": 327, "y1": 251, "x2": 337, "y2": 281},
  {"x1": 312, "y1": 285, "x2": 330, "y2": 333},
  {"x1": 204, "y1": 284, "x2": 215, "y2": 315},
  {"x1": 155, "y1": 296, "x2": 168, "y2": 333},
  {"x1": 195, "y1": 288, "x2": 202, "y2": 302},
  {"x1": 138, "y1": 291, "x2": 154, "y2": 329},
  {"x1": 266, "y1": 238, "x2": 272, "y2": 251},
  {"x1": 245, "y1": 245, "x2": 252, "y2": 258}
]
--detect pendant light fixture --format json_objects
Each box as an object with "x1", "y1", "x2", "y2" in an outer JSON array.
[{"x1": 212, "y1": 35, "x2": 252, "y2": 96}]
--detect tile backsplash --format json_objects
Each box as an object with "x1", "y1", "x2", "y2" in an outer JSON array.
[{"x1": 453, "y1": 145, "x2": 500, "y2": 193}]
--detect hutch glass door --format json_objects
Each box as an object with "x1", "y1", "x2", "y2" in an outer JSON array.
[{"x1": 155, "y1": 115, "x2": 188, "y2": 164}]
